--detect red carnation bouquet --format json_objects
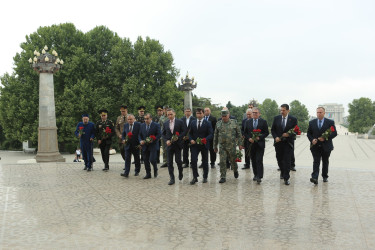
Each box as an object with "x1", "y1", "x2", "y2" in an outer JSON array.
[
  {"x1": 252, "y1": 129, "x2": 262, "y2": 142},
  {"x1": 322, "y1": 126, "x2": 335, "y2": 140},
  {"x1": 78, "y1": 126, "x2": 85, "y2": 137},
  {"x1": 278, "y1": 125, "x2": 301, "y2": 143},
  {"x1": 124, "y1": 131, "x2": 133, "y2": 144},
  {"x1": 196, "y1": 137, "x2": 207, "y2": 145},
  {"x1": 145, "y1": 135, "x2": 157, "y2": 145},
  {"x1": 235, "y1": 149, "x2": 243, "y2": 162},
  {"x1": 171, "y1": 131, "x2": 180, "y2": 143},
  {"x1": 102, "y1": 126, "x2": 112, "y2": 139}
]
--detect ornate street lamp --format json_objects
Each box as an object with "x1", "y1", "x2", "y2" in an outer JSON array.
[
  {"x1": 178, "y1": 72, "x2": 197, "y2": 110},
  {"x1": 28, "y1": 45, "x2": 65, "y2": 162}
]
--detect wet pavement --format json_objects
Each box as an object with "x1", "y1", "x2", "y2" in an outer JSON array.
[{"x1": 0, "y1": 134, "x2": 374, "y2": 249}]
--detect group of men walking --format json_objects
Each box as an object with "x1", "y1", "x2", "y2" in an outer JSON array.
[{"x1": 75, "y1": 103, "x2": 337, "y2": 186}]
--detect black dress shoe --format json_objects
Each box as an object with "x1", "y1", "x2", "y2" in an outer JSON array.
[
  {"x1": 199, "y1": 164, "x2": 203, "y2": 168},
  {"x1": 121, "y1": 173, "x2": 128, "y2": 177},
  {"x1": 168, "y1": 179, "x2": 175, "y2": 185},
  {"x1": 257, "y1": 178, "x2": 262, "y2": 184},
  {"x1": 210, "y1": 163, "x2": 215, "y2": 168},
  {"x1": 178, "y1": 172, "x2": 183, "y2": 180},
  {"x1": 323, "y1": 178, "x2": 328, "y2": 182},
  {"x1": 83, "y1": 166, "x2": 87, "y2": 170},
  {"x1": 290, "y1": 167, "x2": 296, "y2": 171},
  {"x1": 203, "y1": 178, "x2": 207, "y2": 183},
  {"x1": 234, "y1": 171, "x2": 239, "y2": 179},
  {"x1": 242, "y1": 165, "x2": 250, "y2": 169},
  {"x1": 219, "y1": 178, "x2": 226, "y2": 183},
  {"x1": 277, "y1": 168, "x2": 280, "y2": 171},
  {"x1": 253, "y1": 176, "x2": 257, "y2": 181},
  {"x1": 160, "y1": 163, "x2": 167, "y2": 168},
  {"x1": 102, "y1": 168, "x2": 109, "y2": 171},
  {"x1": 143, "y1": 174, "x2": 151, "y2": 179},
  {"x1": 284, "y1": 180, "x2": 290, "y2": 185},
  {"x1": 190, "y1": 178, "x2": 198, "y2": 185},
  {"x1": 310, "y1": 178, "x2": 318, "y2": 185},
  {"x1": 87, "y1": 168, "x2": 92, "y2": 172},
  {"x1": 280, "y1": 176, "x2": 284, "y2": 179},
  {"x1": 154, "y1": 171, "x2": 158, "y2": 178},
  {"x1": 134, "y1": 172, "x2": 139, "y2": 176}
]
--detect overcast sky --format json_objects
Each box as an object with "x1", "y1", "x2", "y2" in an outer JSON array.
[{"x1": 1, "y1": 0, "x2": 374, "y2": 116}]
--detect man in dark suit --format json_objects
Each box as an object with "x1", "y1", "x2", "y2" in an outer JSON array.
[
  {"x1": 241, "y1": 108, "x2": 252, "y2": 169},
  {"x1": 307, "y1": 107, "x2": 337, "y2": 185},
  {"x1": 189, "y1": 108, "x2": 214, "y2": 184},
  {"x1": 181, "y1": 108, "x2": 196, "y2": 168},
  {"x1": 204, "y1": 107, "x2": 217, "y2": 167},
  {"x1": 244, "y1": 107, "x2": 269, "y2": 184},
  {"x1": 121, "y1": 114, "x2": 141, "y2": 177},
  {"x1": 271, "y1": 104, "x2": 298, "y2": 185},
  {"x1": 162, "y1": 108, "x2": 187, "y2": 185},
  {"x1": 139, "y1": 113, "x2": 161, "y2": 179}
]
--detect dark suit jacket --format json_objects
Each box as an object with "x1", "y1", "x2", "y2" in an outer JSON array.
[
  {"x1": 162, "y1": 118, "x2": 187, "y2": 149},
  {"x1": 189, "y1": 119, "x2": 213, "y2": 150},
  {"x1": 271, "y1": 115, "x2": 298, "y2": 145},
  {"x1": 205, "y1": 115, "x2": 217, "y2": 132},
  {"x1": 139, "y1": 122, "x2": 161, "y2": 152},
  {"x1": 307, "y1": 118, "x2": 337, "y2": 152},
  {"x1": 244, "y1": 118, "x2": 269, "y2": 149},
  {"x1": 122, "y1": 122, "x2": 141, "y2": 150},
  {"x1": 181, "y1": 116, "x2": 196, "y2": 135},
  {"x1": 241, "y1": 118, "x2": 251, "y2": 136}
]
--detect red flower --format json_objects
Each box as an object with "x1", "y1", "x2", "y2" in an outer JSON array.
[
  {"x1": 330, "y1": 126, "x2": 335, "y2": 132},
  {"x1": 175, "y1": 132, "x2": 180, "y2": 136},
  {"x1": 150, "y1": 135, "x2": 156, "y2": 140},
  {"x1": 79, "y1": 126, "x2": 84, "y2": 130},
  {"x1": 253, "y1": 129, "x2": 261, "y2": 133},
  {"x1": 294, "y1": 125, "x2": 300, "y2": 133},
  {"x1": 235, "y1": 158, "x2": 241, "y2": 162},
  {"x1": 105, "y1": 127, "x2": 112, "y2": 134},
  {"x1": 201, "y1": 138, "x2": 207, "y2": 144},
  {"x1": 127, "y1": 132, "x2": 133, "y2": 138},
  {"x1": 297, "y1": 131, "x2": 301, "y2": 135}
]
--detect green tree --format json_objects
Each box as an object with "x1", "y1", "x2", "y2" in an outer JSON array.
[
  {"x1": 289, "y1": 100, "x2": 309, "y2": 132},
  {"x1": 0, "y1": 23, "x2": 182, "y2": 150},
  {"x1": 348, "y1": 97, "x2": 375, "y2": 133},
  {"x1": 259, "y1": 98, "x2": 279, "y2": 126}
]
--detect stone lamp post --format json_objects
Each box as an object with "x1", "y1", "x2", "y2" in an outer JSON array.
[
  {"x1": 29, "y1": 45, "x2": 65, "y2": 162},
  {"x1": 178, "y1": 72, "x2": 197, "y2": 110}
]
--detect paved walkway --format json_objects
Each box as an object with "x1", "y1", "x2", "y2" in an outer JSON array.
[{"x1": 0, "y1": 134, "x2": 374, "y2": 249}]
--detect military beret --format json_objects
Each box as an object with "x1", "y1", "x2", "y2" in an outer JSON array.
[
  {"x1": 98, "y1": 109, "x2": 108, "y2": 115},
  {"x1": 82, "y1": 114, "x2": 89, "y2": 118},
  {"x1": 221, "y1": 110, "x2": 229, "y2": 116},
  {"x1": 138, "y1": 106, "x2": 146, "y2": 111},
  {"x1": 156, "y1": 105, "x2": 163, "y2": 111}
]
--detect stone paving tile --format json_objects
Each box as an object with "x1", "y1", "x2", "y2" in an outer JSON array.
[{"x1": 0, "y1": 161, "x2": 374, "y2": 249}]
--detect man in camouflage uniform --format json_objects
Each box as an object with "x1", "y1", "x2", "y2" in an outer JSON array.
[
  {"x1": 213, "y1": 109, "x2": 243, "y2": 183},
  {"x1": 159, "y1": 105, "x2": 169, "y2": 168},
  {"x1": 115, "y1": 105, "x2": 128, "y2": 161},
  {"x1": 153, "y1": 105, "x2": 164, "y2": 164},
  {"x1": 135, "y1": 106, "x2": 146, "y2": 124},
  {"x1": 96, "y1": 109, "x2": 115, "y2": 171}
]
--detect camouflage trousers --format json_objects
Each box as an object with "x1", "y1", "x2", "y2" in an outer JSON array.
[{"x1": 219, "y1": 145, "x2": 238, "y2": 178}]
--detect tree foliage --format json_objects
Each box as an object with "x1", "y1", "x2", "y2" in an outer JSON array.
[
  {"x1": 259, "y1": 98, "x2": 279, "y2": 126},
  {"x1": 348, "y1": 97, "x2": 375, "y2": 133},
  {"x1": 0, "y1": 23, "x2": 183, "y2": 149},
  {"x1": 289, "y1": 100, "x2": 309, "y2": 132}
]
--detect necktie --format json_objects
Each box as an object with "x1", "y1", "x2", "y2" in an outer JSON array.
[
  {"x1": 198, "y1": 120, "x2": 201, "y2": 130},
  {"x1": 254, "y1": 119, "x2": 258, "y2": 129},
  {"x1": 319, "y1": 120, "x2": 322, "y2": 129},
  {"x1": 282, "y1": 117, "x2": 286, "y2": 130},
  {"x1": 205, "y1": 116, "x2": 208, "y2": 121},
  {"x1": 130, "y1": 124, "x2": 133, "y2": 132},
  {"x1": 146, "y1": 125, "x2": 150, "y2": 132}
]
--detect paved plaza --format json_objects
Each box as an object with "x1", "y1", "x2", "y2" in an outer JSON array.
[{"x1": 1, "y1": 133, "x2": 375, "y2": 249}]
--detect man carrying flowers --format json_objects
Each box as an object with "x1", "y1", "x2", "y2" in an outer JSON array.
[
  {"x1": 139, "y1": 113, "x2": 161, "y2": 179},
  {"x1": 271, "y1": 104, "x2": 298, "y2": 185},
  {"x1": 75, "y1": 114, "x2": 95, "y2": 171},
  {"x1": 188, "y1": 108, "x2": 213, "y2": 185},
  {"x1": 95, "y1": 109, "x2": 114, "y2": 171},
  {"x1": 307, "y1": 107, "x2": 337, "y2": 185}
]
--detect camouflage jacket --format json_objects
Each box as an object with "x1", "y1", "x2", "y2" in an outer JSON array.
[{"x1": 213, "y1": 119, "x2": 243, "y2": 149}]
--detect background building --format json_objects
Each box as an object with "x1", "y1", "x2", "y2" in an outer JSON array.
[{"x1": 319, "y1": 103, "x2": 345, "y2": 124}]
